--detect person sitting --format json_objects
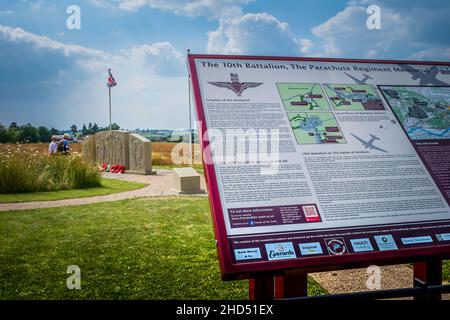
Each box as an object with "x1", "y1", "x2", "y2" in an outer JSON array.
[
  {"x1": 48, "y1": 136, "x2": 58, "y2": 155},
  {"x1": 57, "y1": 134, "x2": 71, "y2": 154}
]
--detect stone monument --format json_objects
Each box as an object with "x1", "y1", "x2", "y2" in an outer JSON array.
[
  {"x1": 95, "y1": 130, "x2": 129, "y2": 168},
  {"x1": 82, "y1": 130, "x2": 155, "y2": 175},
  {"x1": 128, "y1": 133, "x2": 154, "y2": 175},
  {"x1": 171, "y1": 167, "x2": 205, "y2": 194},
  {"x1": 82, "y1": 134, "x2": 96, "y2": 163}
]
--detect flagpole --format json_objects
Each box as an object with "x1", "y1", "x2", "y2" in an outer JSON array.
[
  {"x1": 187, "y1": 49, "x2": 193, "y2": 165},
  {"x1": 109, "y1": 86, "x2": 112, "y2": 131}
]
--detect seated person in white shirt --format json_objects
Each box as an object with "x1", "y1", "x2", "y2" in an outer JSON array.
[{"x1": 48, "y1": 136, "x2": 58, "y2": 155}]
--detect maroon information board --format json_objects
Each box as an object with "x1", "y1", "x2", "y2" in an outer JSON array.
[{"x1": 188, "y1": 54, "x2": 450, "y2": 280}]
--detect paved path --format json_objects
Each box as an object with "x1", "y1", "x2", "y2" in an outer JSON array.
[{"x1": 0, "y1": 169, "x2": 207, "y2": 212}]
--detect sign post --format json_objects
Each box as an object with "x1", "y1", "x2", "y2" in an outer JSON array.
[
  {"x1": 414, "y1": 260, "x2": 443, "y2": 301},
  {"x1": 187, "y1": 49, "x2": 193, "y2": 165},
  {"x1": 188, "y1": 54, "x2": 450, "y2": 298},
  {"x1": 108, "y1": 86, "x2": 112, "y2": 131}
]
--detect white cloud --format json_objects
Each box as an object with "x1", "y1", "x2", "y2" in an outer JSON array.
[
  {"x1": 409, "y1": 47, "x2": 450, "y2": 61},
  {"x1": 31, "y1": 1, "x2": 43, "y2": 11},
  {"x1": 0, "y1": 25, "x2": 188, "y2": 129},
  {"x1": 298, "y1": 38, "x2": 313, "y2": 54},
  {"x1": 311, "y1": 5, "x2": 410, "y2": 58},
  {"x1": 310, "y1": 2, "x2": 450, "y2": 60},
  {"x1": 0, "y1": 25, "x2": 104, "y2": 58},
  {"x1": 29, "y1": 0, "x2": 56, "y2": 12},
  {"x1": 74, "y1": 41, "x2": 185, "y2": 77},
  {"x1": 0, "y1": 10, "x2": 14, "y2": 15},
  {"x1": 87, "y1": 0, "x2": 116, "y2": 9},
  {"x1": 123, "y1": 42, "x2": 184, "y2": 76},
  {"x1": 66, "y1": 40, "x2": 188, "y2": 128},
  {"x1": 89, "y1": 0, "x2": 253, "y2": 19},
  {"x1": 0, "y1": 25, "x2": 184, "y2": 76},
  {"x1": 207, "y1": 13, "x2": 310, "y2": 56}
]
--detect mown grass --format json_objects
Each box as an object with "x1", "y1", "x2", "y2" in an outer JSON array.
[
  {"x1": 443, "y1": 260, "x2": 450, "y2": 283},
  {"x1": 0, "y1": 197, "x2": 327, "y2": 299},
  {"x1": 0, "y1": 178, "x2": 146, "y2": 203}
]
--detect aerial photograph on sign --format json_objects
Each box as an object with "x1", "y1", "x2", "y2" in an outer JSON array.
[
  {"x1": 287, "y1": 112, "x2": 346, "y2": 144},
  {"x1": 323, "y1": 84, "x2": 385, "y2": 111},
  {"x1": 380, "y1": 86, "x2": 450, "y2": 140},
  {"x1": 276, "y1": 83, "x2": 330, "y2": 110}
]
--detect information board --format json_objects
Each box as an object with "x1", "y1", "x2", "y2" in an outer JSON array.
[{"x1": 187, "y1": 54, "x2": 450, "y2": 279}]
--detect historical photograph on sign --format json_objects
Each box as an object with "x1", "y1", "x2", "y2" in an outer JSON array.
[{"x1": 379, "y1": 86, "x2": 450, "y2": 140}]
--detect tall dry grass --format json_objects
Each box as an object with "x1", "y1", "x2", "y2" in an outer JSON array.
[
  {"x1": 0, "y1": 141, "x2": 203, "y2": 168},
  {"x1": 152, "y1": 142, "x2": 202, "y2": 165},
  {"x1": 0, "y1": 144, "x2": 101, "y2": 193},
  {"x1": 0, "y1": 143, "x2": 82, "y2": 155}
]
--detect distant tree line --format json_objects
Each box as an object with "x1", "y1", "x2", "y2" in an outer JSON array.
[
  {"x1": 0, "y1": 122, "x2": 120, "y2": 143},
  {"x1": 0, "y1": 122, "x2": 57, "y2": 143},
  {"x1": 80, "y1": 122, "x2": 120, "y2": 136}
]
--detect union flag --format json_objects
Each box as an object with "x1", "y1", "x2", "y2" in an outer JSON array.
[{"x1": 107, "y1": 68, "x2": 117, "y2": 87}]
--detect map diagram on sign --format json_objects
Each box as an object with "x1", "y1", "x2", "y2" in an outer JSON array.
[
  {"x1": 379, "y1": 86, "x2": 450, "y2": 140},
  {"x1": 276, "y1": 83, "x2": 331, "y2": 111},
  {"x1": 323, "y1": 84, "x2": 385, "y2": 111},
  {"x1": 288, "y1": 112, "x2": 346, "y2": 145}
]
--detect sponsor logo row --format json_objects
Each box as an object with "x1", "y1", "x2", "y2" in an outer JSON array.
[{"x1": 234, "y1": 233, "x2": 450, "y2": 262}]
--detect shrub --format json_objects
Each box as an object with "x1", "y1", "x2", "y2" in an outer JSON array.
[{"x1": 0, "y1": 146, "x2": 101, "y2": 193}]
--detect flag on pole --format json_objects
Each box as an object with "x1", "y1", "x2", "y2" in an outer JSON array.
[{"x1": 107, "y1": 68, "x2": 117, "y2": 87}]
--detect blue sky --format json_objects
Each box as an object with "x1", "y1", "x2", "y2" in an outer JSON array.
[{"x1": 1, "y1": 0, "x2": 450, "y2": 130}]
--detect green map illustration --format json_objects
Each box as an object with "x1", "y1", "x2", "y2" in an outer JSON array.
[
  {"x1": 288, "y1": 112, "x2": 346, "y2": 145},
  {"x1": 379, "y1": 86, "x2": 450, "y2": 140},
  {"x1": 323, "y1": 84, "x2": 385, "y2": 111},
  {"x1": 277, "y1": 83, "x2": 330, "y2": 110}
]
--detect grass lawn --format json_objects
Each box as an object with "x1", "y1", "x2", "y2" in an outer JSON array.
[
  {"x1": 444, "y1": 261, "x2": 450, "y2": 283},
  {"x1": 0, "y1": 197, "x2": 327, "y2": 299},
  {"x1": 0, "y1": 178, "x2": 146, "y2": 203}
]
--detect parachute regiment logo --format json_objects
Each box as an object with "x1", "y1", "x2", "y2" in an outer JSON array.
[{"x1": 208, "y1": 73, "x2": 263, "y2": 97}]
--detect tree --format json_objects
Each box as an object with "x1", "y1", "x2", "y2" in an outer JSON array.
[
  {"x1": 92, "y1": 123, "x2": 99, "y2": 133},
  {"x1": 19, "y1": 123, "x2": 39, "y2": 143},
  {"x1": 0, "y1": 123, "x2": 11, "y2": 143},
  {"x1": 50, "y1": 127, "x2": 59, "y2": 136},
  {"x1": 81, "y1": 124, "x2": 89, "y2": 136},
  {"x1": 8, "y1": 128, "x2": 20, "y2": 143},
  {"x1": 70, "y1": 125, "x2": 78, "y2": 136},
  {"x1": 88, "y1": 123, "x2": 93, "y2": 134},
  {"x1": 38, "y1": 126, "x2": 51, "y2": 142},
  {"x1": 9, "y1": 122, "x2": 18, "y2": 129},
  {"x1": 98, "y1": 123, "x2": 121, "y2": 131}
]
